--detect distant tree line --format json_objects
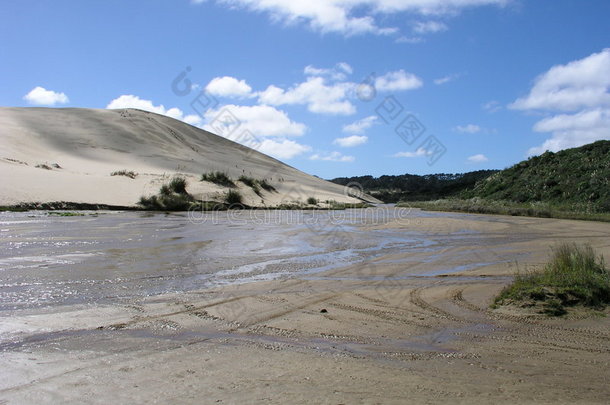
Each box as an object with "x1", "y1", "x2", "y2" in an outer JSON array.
[{"x1": 330, "y1": 170, "x2": 499, "y2": 203}]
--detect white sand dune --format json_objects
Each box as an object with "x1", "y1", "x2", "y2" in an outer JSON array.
[{"x1": 0, "y1": 107, "x2": 380, "y2": 207}]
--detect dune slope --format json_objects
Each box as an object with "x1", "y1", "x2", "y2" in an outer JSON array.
[{"x1": 0, "y1": 107, "x2": 378, "y2": 207}]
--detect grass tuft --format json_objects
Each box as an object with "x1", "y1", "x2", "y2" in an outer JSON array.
[
  {"x1": 259, "y1": 179, "x2": 277, "y2": 192},
  {"x1": 493, "y1": 243, "x2": 610, "y2": 315},
  {"x1": 307, "y1": 197, "x2": 318, "y2": 205},
  {"x1": 111, "y1": 170, "x2": 138, "y2": 179},
  {"x1": 201, "y1": 171, "x2": 235, "y2": 187},
  {"x1": 225, "y1": 189, "x2": 243, "y2": 205},
  {"x1": 169, "y1": 177, "x2": 188, "y2": 194},
  {"x1": 238, "y1": 176, "x2": 261, "y2": 196}
]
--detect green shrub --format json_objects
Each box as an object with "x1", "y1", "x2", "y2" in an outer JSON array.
[
  {"x1": 139, "y1": 177, "x2": 192, "y2": 210},
  {"x1": 307, "y1": 197, "x2": 318, "y2": 205},
  {"x1": 225, "y1": 189, "x2": 243, "y2": 205},
  {"x1": 169, "y1": 177, "x2": 188, "y2": 194},
  {"x1": 494, "y1": 243, "x2": 610, "y2": 315},
  {"x1": 159, "y1": 184, "x2": 172, "y2": 196},
  {"x1": 201, "y1": 171, "x2": 235, "y2": 187}
]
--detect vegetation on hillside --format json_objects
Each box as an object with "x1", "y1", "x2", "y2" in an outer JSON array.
[
  {"x1": 335, "y1": 141, "x2": 610, "y2": 219},
  {"x1": 462, "y1": 140, "x2": 610, "y2": 212},
  {"x1": 330, "y1": 170, "x2": 497, "y2": 203},
  {"x1": 493, "y1": 243, "x2": 610, "y2": 316}
]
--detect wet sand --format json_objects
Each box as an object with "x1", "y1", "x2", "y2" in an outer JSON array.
[{"x1": 1, "y1": 209, "x2": 610, "y2": 404}]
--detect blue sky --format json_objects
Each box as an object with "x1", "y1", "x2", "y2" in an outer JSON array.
[{"x1": 2, "y1": 0, "x2": 609, "y2": 179}]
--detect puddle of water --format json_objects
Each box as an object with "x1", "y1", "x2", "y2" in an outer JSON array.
[{"x1": 0, "y1": 208, "x2": 521, "y2": 311}]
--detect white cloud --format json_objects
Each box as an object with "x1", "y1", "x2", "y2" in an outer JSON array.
[
  {"x1": 375, "y1": 70, "x2": 423, "y2": 91},
  {"x1": 333, "y1": 135, "x2": 368, "y2": 147},
  {"x1": 309, "y1": 151, "x2": 355, "y2": 162},
  {"x1": 342, "y1": 115, "x2": 378, "y2": 134},
  {"x1": 106, "y1": 94, "x2": 203, "y2": 125},
  {"x1": 395, "y1": 36, "x2": 423, "y2": 44},
  {"x1": 454, "y1": 124, "x2": 481, "y2": 133},
  {"x1": 198, "y1": 0, "x2": 508, "y2": 37},
  {"x1": 413, "y1": 20, "x2": 447, "y2": 34},
  {"x1": 434, "y1": 73, "x2": 459, "y2": 85},
  {"x1": 510, "y1": 48, "x2": 610, "y2": 112},
  {"x1": 257, "y1": 67, "x2": 421, "y2": 115},
  {"x1": 304, "y1": 62, "x2": 352, "y2": 81},
  {"x1": 467, "y1": 154, "x2": 488, "y2": 163},
  {"x1": 258, "y1": 139, "x2": 311, "y2": 159},
  {"x1": 258, "y1": 76, "x2": 356, "y2": 115},
  {"x1": 509, "y1": 48, "x2": 610, "y2": 155},
  {"x1": 527, "y1": 108, "x2": 610, "y2": 155},
  {"x1": 393, "y1": 147, "x2": 431, "y2": 158},
  {"x1": 205, "y1": 76, "x2": 253, "y2": 98},
  {"x1": 533, "y1": 108, "x2": 610, "y2": 133},
  {"x1": 203, "y1": 104, "x2": 306, "y2": 137},
  {"x1": 483, "y1": 100, "x2": 502, "y2": 113},
  {"x1": 23, "y1": 86, "x2": 69, "y2": 106}
]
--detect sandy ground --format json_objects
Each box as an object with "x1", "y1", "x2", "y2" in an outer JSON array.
[
  {"x1": 0, "y1": 107, "x2": 377, "y2": 207},
  {"x1": 1, "y1": 213, "x2": 610, "y2": 404}
]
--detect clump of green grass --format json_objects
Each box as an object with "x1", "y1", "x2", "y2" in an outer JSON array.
[
  {"x1": 238, "y1": 176, "x2": 261, "y2": 195},
  {"x1": 111, "y1": 170, "x2": 138, "y2": 179},
  {"x1": 201, "y1": 171, "x2": 235, "y2": 187},
  {"x1": 259, "y1": 179, "x2": 277, "y2": 192},
  {"x1": 169, "y1": 176, "x2": 188, "y2": 194},
  {"x1": 225, "y1": 189, "x2": 243, "y2": 205},
  {"x1": 139, "y1": 177, "x2": 192, "y2": 210},
  {"x1": 494, "y1": 243, "x2": 610, "y2": 316}
]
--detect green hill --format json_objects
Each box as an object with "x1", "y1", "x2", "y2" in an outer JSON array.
[
  {"x1": 330, "y1": 170, "x2": 497, "y2": 203},
  {"x1": 462, "y1": 140, "x2": 610, "y2": 212}
]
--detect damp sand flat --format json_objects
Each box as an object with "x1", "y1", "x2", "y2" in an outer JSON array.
[{"x1": 1, "y1": 208, "x2": 610, "y2": 404}]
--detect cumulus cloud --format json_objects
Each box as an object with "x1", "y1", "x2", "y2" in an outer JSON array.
[
  {"x1": 258, "y1": 139, "x2": 311, "y2": 159},
  {"x1": 205, "y1": 76, "x2": 253, "y2": 98},
  {"x1": 510, "y1": 48, "x2": 610, "y2": 112},
  {"x1": 509, "y1": 48, "x2": 610, "y2": 155},
  {"x1": 342, "y1": 115, "x2": 378, "y2": 134},
  {"x1": 106, "y1": 95, "x2": 202, "y2": 125},
  {"x1": 467, "y1": 154, "x2": 488, "y2": 163},
  {"x1": 454, "y1": 124, "x2": 482, "y2": 134},
  {"x1": 375, "y1": 70, "x2": 423, "y2": 91},
  {"x1": 393, "y1": 148, "x2": 431, "y2": 158},
  {"x1": 333, "y1": 135, "x2": 368, "y2": 147},
  {"x1": 309, "y1": 151, "x2": 355, "y2": 162},
  {"x1": 203, "y1": 104, "x2": 306, "y2": 137},
  {"x1": 258, "y1": 76, "x2": 356, "y2": 115},
  {"x1": 304, "y1": 62, "x2": 353, "y2": 81},
  {"x1": 195, "y1": 0, "x2": 508, "y2": 37},
  {"x1": 528, "y1": 108, "x2": 610, "y2": 155},
  {"x1": 412, "y1": 20, "x2": 447, "y2": 34},
  {"x1": 23, "y1": 86, "x2": 69, "y2": 106}
]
